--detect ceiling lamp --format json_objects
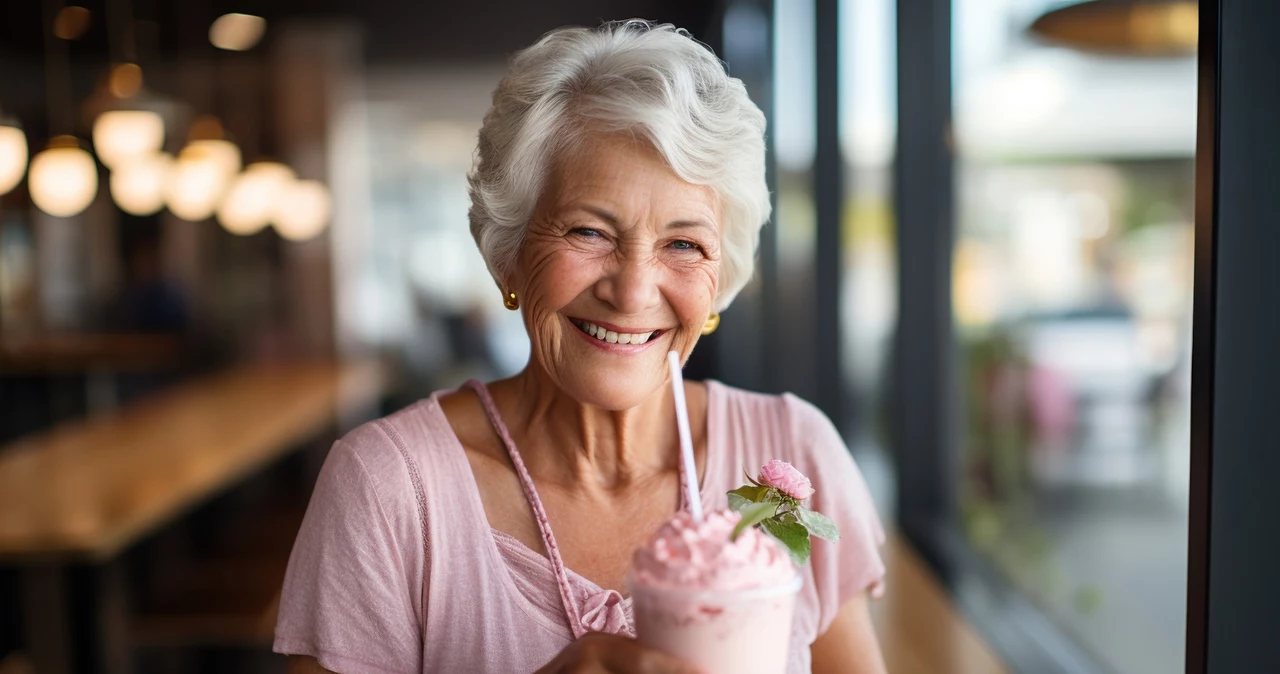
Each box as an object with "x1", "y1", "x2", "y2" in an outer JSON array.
[
  {"x1": 0, "y1": 117, "x2": 28, "y2": 195},
  {"x1": 182, "y1": 117, "x2": 241, "y2": 176},
  {"x1": 93, "y1": 106, "x2": 164, "y2": 170},
  {"x1": 110, "y1": 151, "x2": 171, "y2": 215},
  {"x1": 166, "y1": 116, "x2": 243, "y2": 221},
  {"x1": 209, "y1": 13, "x2": 266, "y2": 51},
  {"x1": 217, "y1": 161, "x2": 295, "y2": 235},
  {"x1": 29, "y1": 136, "x2": 99, "y2": 217},
  {"x1": 53, "y1": 6, "x2": 91, "y2": 40},
  {"x1": 1028, "y1": 0, "x2": 1198, "y2": 57},
  {"x1": 272, "y1": 179, "x2": 332, "y2": 241}
]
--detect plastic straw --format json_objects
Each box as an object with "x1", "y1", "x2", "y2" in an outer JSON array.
[{"x1": 667, "y1": 350, "x2": 703, "y2": 521}]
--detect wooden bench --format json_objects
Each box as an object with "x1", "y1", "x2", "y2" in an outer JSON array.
[{"x1": 874, "y1": 532, "x2": 1008, "y2": 674}]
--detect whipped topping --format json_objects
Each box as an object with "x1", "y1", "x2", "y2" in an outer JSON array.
[{"x1": 631, "y1": 510, "x2": 796, "y2": 592}]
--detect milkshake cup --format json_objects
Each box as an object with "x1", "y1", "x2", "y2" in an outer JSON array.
[{"x1": 629, "y1": 510, "x2": 801, "y2": 674}]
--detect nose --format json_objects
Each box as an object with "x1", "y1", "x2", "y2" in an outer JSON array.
[{"x1": 594, "y1": 253, "x2": 662, "y2": 315}]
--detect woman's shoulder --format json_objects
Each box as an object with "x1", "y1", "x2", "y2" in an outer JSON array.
[
  {"x1": 324, "y1": 390, "x2": 478, "y2": 503},
  {"x1": 337, "y1": 394, "x2": 448, "y2": 460},
  {"x1": 707, "y1": 380, "x2": 840, "y2": 449}
]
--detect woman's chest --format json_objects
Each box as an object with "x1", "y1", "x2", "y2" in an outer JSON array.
[{"x1": 479, "y1": 469, "x2": 685, "y2": 593}]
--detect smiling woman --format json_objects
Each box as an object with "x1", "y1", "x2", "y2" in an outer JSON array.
[{"x1": 274, "y1": 20, "x2": 888, "y2": 674}]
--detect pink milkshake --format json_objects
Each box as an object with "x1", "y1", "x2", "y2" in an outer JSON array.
[{"x1": 629, "y1": 510, "x2": 801, "y2": 674}]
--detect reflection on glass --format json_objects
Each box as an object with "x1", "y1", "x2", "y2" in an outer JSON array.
[
  {"x1": 954, "y1": 1, "x2": 1194, "y2": 672},
  {"x1": 839, "y1": 0, "x2": 896, "y2": 458}
]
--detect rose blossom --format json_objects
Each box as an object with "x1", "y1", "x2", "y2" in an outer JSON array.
[{"x1": 758, "y1": 460, "x2": 814, "y2": 501}]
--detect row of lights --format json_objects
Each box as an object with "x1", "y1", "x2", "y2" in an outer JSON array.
[{"x1": 0, "y1": 12, "x2": 331, "y2": 242}]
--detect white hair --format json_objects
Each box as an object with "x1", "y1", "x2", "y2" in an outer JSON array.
[{"x1": 467, "y1": 19, "x2": 770, "y2": 313}]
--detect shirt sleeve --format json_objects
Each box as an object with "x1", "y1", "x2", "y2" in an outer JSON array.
[
  {"x1": 784, "y1": 394, "x2": 887, "y2": 635},
  {"x1": 273, "y1": 434, "x2": 425, "y2": 674}
]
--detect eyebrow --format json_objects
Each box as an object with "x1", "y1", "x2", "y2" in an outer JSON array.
[{"x1": 575, "y1": 205, "x2": 716, "y2": 235}]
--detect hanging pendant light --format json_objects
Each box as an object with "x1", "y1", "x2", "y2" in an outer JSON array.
[
  {"x1": 91, "y1": 64, "x2": 166, "y2": 169},
  {"x1": 1028, "y1": 0, "x2": 1198, "y2": 57},
  {"x1": 93, "y1": 105, "x2": 164, "y2": 169},
  {"x1": 30, "y1": 135, "x2": 99, "y2": 217},
  {"x1": 209, "y1": 13, "x2": 267, "y2": 52},
  {"x1": 166, "y1": 116, "x2": 242, "y2": 221},
  {"x1": 217, "y1": 161, "x2": 295, "y2": 235},
  {"x1": 34, "y1": 0, "x2": 100, "y2": 217},
  {"x1": 272, "y1": 179, "x2": 332, "y2": 241},
  {"x1": 0, "y1": 116, "x2": 28, "y2": 195},
  {"x1": 110, "y1": 150, "x2": 171, "y2": 215},
  {"x1": 166, "y1": 141, "x2": 238, "y2": 221}
]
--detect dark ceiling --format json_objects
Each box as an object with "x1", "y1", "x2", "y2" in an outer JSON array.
[{"x1": 1, "y1": 0, "x2": 721, "y2": 64}]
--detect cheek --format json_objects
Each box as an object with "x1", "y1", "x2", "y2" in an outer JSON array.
[
  {"x1": 667, "y1": 264, "x2": 719, "y2": 327},
  {"x1": 524, "y1": 248, "x2": 603, "y2": 308},
  {"x1": 681, "y1": 263, "x2": 719, "y2": 308},
  {"x1": 516, "y1": 245, "x2": 606, "y2": 352}
]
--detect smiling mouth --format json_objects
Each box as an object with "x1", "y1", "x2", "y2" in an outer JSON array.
[{"x1": 570, "y1": 318, "x2": 665, "y2": 345}]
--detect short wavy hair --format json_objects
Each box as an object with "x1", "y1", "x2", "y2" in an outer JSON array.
[{"x1": 467, "y1": 20, "x2": 770, "y2": 313}]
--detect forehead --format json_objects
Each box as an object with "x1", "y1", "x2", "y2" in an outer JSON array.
[{"x1": 541, "y1": 132, "x2": 719, "y2": 218}]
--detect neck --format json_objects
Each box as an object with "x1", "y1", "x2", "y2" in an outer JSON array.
[{"x1": 494, "y1": 365, "x2": 681, "y2": 493}]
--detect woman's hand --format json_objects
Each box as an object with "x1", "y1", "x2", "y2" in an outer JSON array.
[{"x1": 536, "y1": 633, "x2": 706, "y2": 674}]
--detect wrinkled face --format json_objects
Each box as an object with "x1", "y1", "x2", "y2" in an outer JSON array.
[{"x1": 510, "y1": 132, "x2": 721, "y2": 411}]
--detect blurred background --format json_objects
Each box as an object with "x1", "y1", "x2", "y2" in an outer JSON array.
[{"x1": 0, "y1": 0, "x2": 1198, "y2": 672}]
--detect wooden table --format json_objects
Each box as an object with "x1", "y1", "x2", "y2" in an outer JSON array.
[
  {"x1": 0, "y1": 360, "x2": 385, "y2": 674},
  {"x1": 873, "y1": 532, "x2": 1008, "y2": 674}
]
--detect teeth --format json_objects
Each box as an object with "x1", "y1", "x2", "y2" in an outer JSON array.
[{"x1": 575, "y1": 320, "x2": 656, "y2": 345}]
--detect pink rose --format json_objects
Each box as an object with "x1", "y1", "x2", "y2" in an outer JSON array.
[{"x1": 758, "y1": 460, "x2": 814, "y2": 501}]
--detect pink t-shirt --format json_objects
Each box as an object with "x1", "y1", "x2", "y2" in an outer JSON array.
[{"x1": 274, "y1": 380, "x2": 886, "y2": 673}]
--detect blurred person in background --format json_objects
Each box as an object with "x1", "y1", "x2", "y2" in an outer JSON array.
[{"x1": 275, "y1": 20, "x2": 887, "y2": 674}]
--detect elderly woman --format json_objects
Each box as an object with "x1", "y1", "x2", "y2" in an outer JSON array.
[{"x1": 275, "y1": 21, "x2": 887, "y2": 674}]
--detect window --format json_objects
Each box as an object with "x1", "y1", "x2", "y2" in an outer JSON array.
[{"x1": 952, "y1": 2, "x2": 1196, "y2": 672}]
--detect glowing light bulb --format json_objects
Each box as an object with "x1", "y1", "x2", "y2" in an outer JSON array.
[
  {"x1": 0, "y1": 122, "x2": 28, "y2": 195},
  {"x1": 272, "y1": 179, "x2": 332, "y2": 241},
  {"x1": 110, "y1": 151, "x2": 172, "y2": 215},
  {"x1": 29, "y1": 136, "x2": 99, "y2": 218},
  {"x1": 93, "y1": 108, "x2": 164, "y2": 169},
  {"x1": 166, "y1": 140, "x2": 241, "y2": 221},
  {"x1": 217, "y1": 161, "x2": 294, "y2": 235}
]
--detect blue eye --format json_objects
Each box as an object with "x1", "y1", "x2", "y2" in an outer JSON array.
[
  {"x1": 572, "y1": 227, "x2": 603, "y2": 238},
  {"x1": 670, "y1": 240, "x2": 702, "y2": 251}
]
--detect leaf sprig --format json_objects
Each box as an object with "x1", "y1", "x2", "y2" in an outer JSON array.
[{"x1": 726, "y1": 471, "x2": 839, "y2": 566}]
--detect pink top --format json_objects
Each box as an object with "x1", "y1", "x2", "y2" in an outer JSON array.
[{"x1": 274, "y1": 380, "x2": 886, "y2": 673}]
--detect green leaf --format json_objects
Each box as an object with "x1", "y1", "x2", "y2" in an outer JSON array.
[
  {"x1": 743, "y1": 470, "x2": 764, "y2": 487},
  {"x1": 796, "y1": 508, "x2": 841, "y2": 542},
  {"x1": 761, "y1": 518, "x2": 811, "y2": 566},
  {"x1": 731, "y1": 501, "x2": 779, "y2": 541},
  {"x1": 728, "y1": 485, "x2": 770, "y2": 503},
  {"x1": 727, "y1": 493, "x2": 752, "y2": 513}
]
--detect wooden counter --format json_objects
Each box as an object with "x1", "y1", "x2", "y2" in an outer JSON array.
[{"x1": 0, "y1": 360, "x2": 384, "y2": 563}]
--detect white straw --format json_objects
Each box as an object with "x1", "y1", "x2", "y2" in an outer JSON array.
[{"x1": 667, "y1": 350, "x2": 703, "y2": 521}]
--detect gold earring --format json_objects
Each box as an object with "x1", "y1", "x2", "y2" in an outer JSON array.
[
  {"x1": 701, "y1": 313, "x2": 720, "y2": 335},
  {"x1": 503, "y1": 291, "x2": 519, "y2": 311}
]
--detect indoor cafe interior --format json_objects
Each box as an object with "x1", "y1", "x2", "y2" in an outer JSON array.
[{"x1": 0, "y1": 0, "x2": 1276, "y2": 673}]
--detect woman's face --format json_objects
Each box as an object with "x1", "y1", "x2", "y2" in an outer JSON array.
[{"x1": 511, "y1": 133, "x2": 721, "y2": 411}]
